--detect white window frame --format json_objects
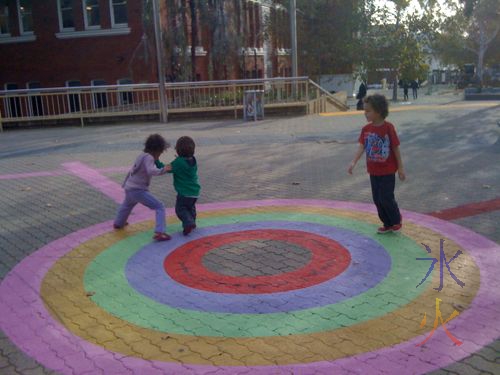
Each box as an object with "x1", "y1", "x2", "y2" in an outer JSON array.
[
  {"x1": 109, "y1": 0, "x2": 128, "y2": 28},
  {"x1": 55, "y1": 27, "x2": 130, "y2": 39},
  {"x1": 0, "y1": 0, "x2": 10, "y2": 37},
  {"x1": 17, "y1": 0, "x2": 33, "y2": 35},
  {"x1": 83, "y1": 0, "x2": 101, "y2": 30},
  {"x1": 57, "y1": 0, "x2": 75, "y2": 32}
]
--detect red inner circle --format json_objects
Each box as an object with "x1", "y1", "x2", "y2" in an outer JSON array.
[{"x1": 164, "y1": 229, "x2": 351, "y2": 294}]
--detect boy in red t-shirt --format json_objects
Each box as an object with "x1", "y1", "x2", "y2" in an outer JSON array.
[{"x1": 348, "y1": 94, "x2": 406, "y2": 233}]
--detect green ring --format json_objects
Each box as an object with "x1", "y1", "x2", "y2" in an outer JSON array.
[{"x1": 84, "y1": 212, "x2": 430, "y2": 337}]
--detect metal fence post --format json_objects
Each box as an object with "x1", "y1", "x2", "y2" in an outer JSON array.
[{"x1": 152, "y1": 0, "x2": 168, "y2": 123}]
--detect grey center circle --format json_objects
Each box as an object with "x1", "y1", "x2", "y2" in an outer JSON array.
[{"x1": 202, "y1": 239, "x2": 312, "y2": 277}]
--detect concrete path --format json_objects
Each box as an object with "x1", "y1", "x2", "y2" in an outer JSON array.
[{"x1": 0, "y1": 90, "x2": 499, "y2": 374}]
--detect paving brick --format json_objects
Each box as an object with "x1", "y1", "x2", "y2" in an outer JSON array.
[{"x1": 1, "y1": 100, "x2": 499, "y2": 374}]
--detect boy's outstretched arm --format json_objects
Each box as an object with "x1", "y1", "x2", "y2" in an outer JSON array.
[
  {"x1": 393, "y1": 146, "x2": 406, "y2": 181},
  {"x1": 348, "y1": 144, "x2": 365, "y2": 174},
  {"x1": 153, "y1": 159, "x2": 171, "y2": 174}
]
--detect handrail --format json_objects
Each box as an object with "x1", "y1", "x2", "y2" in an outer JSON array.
[
  {"x1": 307, "y1": 79, "x2": 349, "y2": 111},
  {"x1": 0, "y1": 77, "x2": 310, "y2": 95},
  {"x1": 0, "y1": 77, "x2": 345, "y2": 127}
]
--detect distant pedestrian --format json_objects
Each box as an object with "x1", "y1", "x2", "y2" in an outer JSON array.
[
  {"x1": 356, "y1": 81, "x2": 367, "y2": 110},
  {"x1": 403, "y1": 80, "x2": 409, "y2": 101},
  {"x1": 411, "y1": 80, "x2": 419, "y2": 99},
  {"x1": 114, "y1": 134, "x2": 172, "y2": 241},
  {"x1": 157, "y1": 136, "x2": 200, "y2": 236},
  {"x1": 348, "y1": 94, "x2": 405, "y2": 234}
]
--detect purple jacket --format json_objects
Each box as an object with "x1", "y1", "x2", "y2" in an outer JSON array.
[{"x1": 122, "y1": 152, "x2": 166, "y2": 191}]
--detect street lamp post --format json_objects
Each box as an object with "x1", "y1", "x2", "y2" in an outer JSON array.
[
  {"x1": 151, "y1": 0, "x2": 168, "y2": 123},
  {"x1": 290, "y1": 0, "x2": 298, "y2": 78}
]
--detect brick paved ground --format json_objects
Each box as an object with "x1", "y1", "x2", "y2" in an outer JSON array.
[{"x1": 0, "y1": 89, "x2": 499, "y2": 374}]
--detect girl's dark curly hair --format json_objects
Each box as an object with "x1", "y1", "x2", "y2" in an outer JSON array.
[
  {"x1": 144, "y1": 134, "x2": 169, "y2": 154},
  {"x1": 175, "y1": 136, "x2": 195, "y2": 157},
  {"x1": 364, "y1": 94, "x2": 389, "y2": 119}
]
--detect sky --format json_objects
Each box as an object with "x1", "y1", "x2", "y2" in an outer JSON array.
[{"x1": 374, "y1": 0, "x2": 457, "y2": 18}]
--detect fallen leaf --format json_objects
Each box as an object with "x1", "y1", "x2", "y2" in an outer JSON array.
[
  {"x1": 86, "y1": 291, "x2": 95, "y2": 297},
  {"x1": 21, "y1": 187, "x2": 31, "y2": 191},
  {"x1": 452, "y1": 303, "x2": 465, "y2": 312}
]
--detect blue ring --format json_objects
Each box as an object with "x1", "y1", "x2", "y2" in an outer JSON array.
[{"x1": 125, "y1": 221, "x2": 391, "y2": 313}]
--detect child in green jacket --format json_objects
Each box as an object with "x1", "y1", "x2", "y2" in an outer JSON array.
[{"x1": 157, "y1": 136, "x2": 200, "y2": 235}]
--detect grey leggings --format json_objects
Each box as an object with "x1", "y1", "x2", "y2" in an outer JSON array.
[{"x1": 114, "y1": 189, "x2": 165, "y2": 233}]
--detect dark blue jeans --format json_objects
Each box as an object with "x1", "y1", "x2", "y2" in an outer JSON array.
[
  {"x1": 175, "y1": 195, "x2": 197, "y2": 228},
  {"x1": 370, "y1": 174, "x2": 401, "y2": 227}
]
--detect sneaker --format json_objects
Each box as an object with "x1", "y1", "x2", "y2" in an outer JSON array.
[
  {"x1": 391, "y1": 223, "x2": 402, "y2": 232},
  {"x1": 377, "y1": 226, "x2": 392, "y2": 234},
  {"x1": 153, "y1": 232, "x2": 171, "y2": 241},
  {"x1": 113, "y1": 222, "x2": 128, "y2": 229},
  {"x1": 183, "y1": 224, "x2": 196, "y2": 236}
]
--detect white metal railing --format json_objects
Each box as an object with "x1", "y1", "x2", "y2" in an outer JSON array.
[{"x1": 0, "y1": 77, "x2": 347, "y2": 131}]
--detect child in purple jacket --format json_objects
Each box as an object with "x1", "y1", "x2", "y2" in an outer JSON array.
[{"x1": 113, "y1": 134, "x2": 172, "y2": 241}]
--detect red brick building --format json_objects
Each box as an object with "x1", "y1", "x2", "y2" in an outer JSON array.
[
  {"x1": 0, "y1": 0, "x2": 292, "y2": 90},
  {"x1": 0, "y1": 0, "x2": 157, "y2": 90}
]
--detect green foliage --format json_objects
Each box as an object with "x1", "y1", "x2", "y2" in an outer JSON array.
[
  {"x1": 433, "y1": 0, "x2": 500, "y2": 83},
  {"x1": 296, "y1": 0, "x2": 360, "y2": 78},
  {"x1": 359, "y1": 1, "x2": 434, "y2": 82}
]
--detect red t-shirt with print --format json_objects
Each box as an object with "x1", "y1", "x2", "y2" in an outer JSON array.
[{"x1": 358, "y1": 121, "x2": 400, "y2": 176}]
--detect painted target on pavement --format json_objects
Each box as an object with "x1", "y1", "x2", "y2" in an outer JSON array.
[{"x1": 0, "y1": 200, "x2": 498, "y2": 374}]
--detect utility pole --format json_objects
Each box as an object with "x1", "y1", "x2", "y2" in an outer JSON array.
[
  {"x1": 290, "y1": 0, "x2": 298, "y2": 78},
  {"x1": 152, "y1": 0, "x2": 168, "y2": 123}
]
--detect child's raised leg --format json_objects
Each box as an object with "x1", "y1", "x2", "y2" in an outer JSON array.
[
  {"x1": 114, "y1": 192, "x2": 137, "y2": 229},
  {"x1": 134, "y1": 190, "x2": 167, "y2": 235}
]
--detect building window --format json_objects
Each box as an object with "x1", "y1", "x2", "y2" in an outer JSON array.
[
  {"x1": 91, "y1": 79, "x2": 107, "y2": 109},
  {"x1": 4, "y1": 83, "x2": 21, "y2": 118},
  {"x1": 17, "y1": 0, "x2": 33, "y2": 34},
  {"x1": 27, "y1": 81, "x2": 43, "y2": 116},
  {"x1": 117, "y1": 78, "x2": 133, "y2": 105},
  {"x1": 58, "y1": 0, "x2": 74, "y2": 30},
  {"x1": 66, "y1": 80, "x2": 81, "y2": 113},
  {"x1": 110, "y1": 0, "x2": 127, "y2": 27},
  {"x1": 0, "y1": 0, "x2": 9, "y2": 35},
  {"x1": 83, "y1": 0, "x2": 100, "y2": 29}
]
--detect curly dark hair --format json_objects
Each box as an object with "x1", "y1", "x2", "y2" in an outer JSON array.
[
  {"x1": 364, "y1": 94, "x2": 389, "y2": 119},
  {"x1": 143, "y1": 134, "x2": 169, "y2": 154},
  {"x1": 175, "y1": 136, "x2": 195, "y2": 157}
]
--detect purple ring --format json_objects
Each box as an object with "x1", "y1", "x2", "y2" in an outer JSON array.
[{"x1": 0, "y1": 200, "x2": 498, "y2": 374}]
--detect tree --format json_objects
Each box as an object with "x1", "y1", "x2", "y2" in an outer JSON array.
[
  {"x1": 433, "y1": 0, "x2": 500, "y2": 85},
  {"x1": 296, "y1": 0, "x2": 360, "y2": 79},
  {"x1": 189, "y1": 0, "x2": 198, "y2": 81},
  {"x1": 164, "y1": 0, "x2": 189, "y2": 81},
  {"x1": 462, "y1": 0, "x2": 500, "y2": 84},
  {"x1": 356, "y1": 0, "x2": 436, "y2": 100}
]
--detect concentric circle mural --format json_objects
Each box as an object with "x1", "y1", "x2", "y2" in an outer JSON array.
[{"x1": 0, "y1": 199, "x2": 498, "y2": 374}]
